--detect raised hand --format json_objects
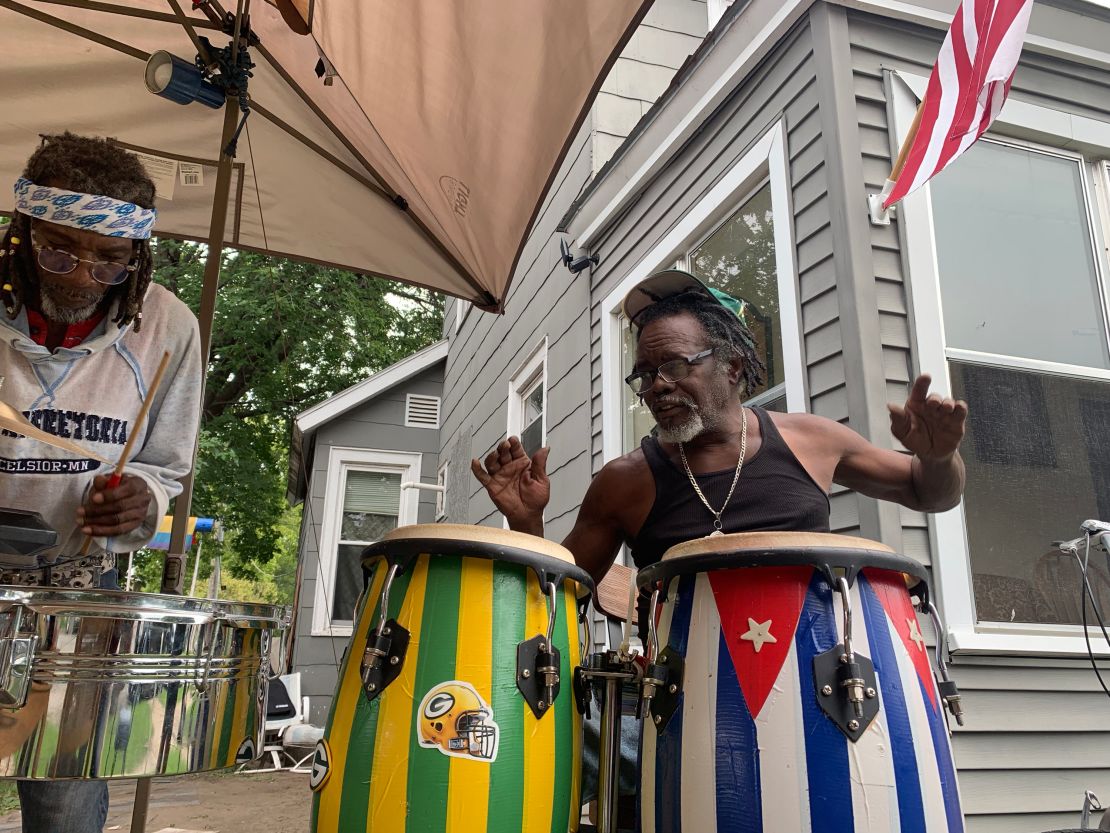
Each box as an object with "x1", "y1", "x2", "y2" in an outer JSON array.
[
  {"x1": 471, "y1": 436, "x2": 550, "y2": 533},
  {"x1": 888, "y1": 374, "x2": 968, "y2": 460}
]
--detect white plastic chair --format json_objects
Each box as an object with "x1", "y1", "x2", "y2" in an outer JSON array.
[{"x1": 240, "y1": 672, "x2": 319, "y2": 773}]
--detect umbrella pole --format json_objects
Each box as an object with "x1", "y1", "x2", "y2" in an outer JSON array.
[{"x1": 163, "y1": 98, "x2": 240, "y2": 594}]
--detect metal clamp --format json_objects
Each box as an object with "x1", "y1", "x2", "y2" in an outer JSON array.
[
  {"x1": 0, "y1": 636, "x2": 36, "y2": 708},
  {"x1": 516, "y1": 581, "x2": 562, "y2": 718},
  {"x1": 813, "y1": 576, "x2": 879, "y2": 742},
  {"x1": 927, "y1": 602, "x2": 965, "y2": 726},
  {"x1": 360, "y1": 563, "x2": 410, "y2": 702}
]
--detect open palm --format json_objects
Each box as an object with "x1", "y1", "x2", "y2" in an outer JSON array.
[
  {"x1": 888, "y1": 374, "x2": 968, "y2": 459},
  {"x1": 471, "y1": 436, "x2": 550, "y2": 526}
]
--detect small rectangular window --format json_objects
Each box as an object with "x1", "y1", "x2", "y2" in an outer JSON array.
[{"x1": 334, "y1": 469, "x2": 401, "y2": 621}]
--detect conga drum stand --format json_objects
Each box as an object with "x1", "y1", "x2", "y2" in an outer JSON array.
[{"x1": 579, "y1": 650, "x2": 637, "y2": 833}]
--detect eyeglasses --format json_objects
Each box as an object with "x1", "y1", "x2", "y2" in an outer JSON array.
[
  {"x1": 625, "y1": 348, "x2": 714, "y2": 396},
  {"x1": 30, "y1": 230, "x2": 136, "y2": 286}
]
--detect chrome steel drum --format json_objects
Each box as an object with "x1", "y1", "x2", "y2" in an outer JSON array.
[{"x1": 0, "y1": 586, "x2": 288, "y2": 779}]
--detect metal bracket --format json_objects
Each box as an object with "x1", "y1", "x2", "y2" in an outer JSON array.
[
  {"x1": 360, "y1": 619, "x2": 409, "y2": 702},
  {"x1": 813, "y1": 643, "x2": 880, "y2": 742},
  {"x1": 647, "y1": 647, "x2": 684, "y2": 732},
  {"x1": 0, "y1": 636, "x2": 35, "y2": 708},
  {"x1": 572, "y1": 665, "x2": 592, "y2": 719},
  {"x1": 516, "y1": 635, "x2": 561, "y2": 718}
]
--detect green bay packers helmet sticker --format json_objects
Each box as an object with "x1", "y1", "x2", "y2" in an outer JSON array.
[
  {"x1": 309, "y1": 739, "x2": 332, "y2": 791},
  {"x1": 417, "y1": 681, "x2": 499, "y2": 762}
]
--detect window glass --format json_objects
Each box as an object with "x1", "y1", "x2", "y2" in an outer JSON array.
[
  {"x1": 931, "y1": 141, "x2": 1109, "y2": 369},
  {"x1": 950, "y1": 361, "x2": 1110, "y2": 625},
  {"x1": 620, "y1": 181, "x2": 785, "y2": 452},
  {"x1": 520, "y1": 378, "x2": 544, "y2": 456},
  {"x1": 690, "y1": 181, "x2": 783, "y2": 398},
  {"x1": 333, "y1": 469, "x2": 400, "y2": 621}
]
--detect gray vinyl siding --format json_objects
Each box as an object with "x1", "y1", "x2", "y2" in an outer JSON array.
[
  {"x1": 846, "y1": 7, "x2": 1110, "y2": 831},
  {"x1": 292, "y1": 364, "x2": 443, "y2": 724},
  {"x1": 440, "y1": 121, "x2": 595, "y2": 543},
  {"x1": 593, "y1": 0, "x2": 708, "y2": 171}
]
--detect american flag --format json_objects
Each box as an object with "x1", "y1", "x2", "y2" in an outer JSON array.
[{"x1": 882, "y1": 0, "x2": 1034, "y2": 209}]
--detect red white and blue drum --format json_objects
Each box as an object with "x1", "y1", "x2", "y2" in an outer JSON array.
[{"x1": 636, "y1": 532, "x2": 964, "y2": 833}]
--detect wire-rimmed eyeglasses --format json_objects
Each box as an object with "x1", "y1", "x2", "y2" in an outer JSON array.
[
  {"x1": 30, "y1": 229, "x2": 136, "y2": 286},
  {"x1": 624, "y1": 348, "x2": 714, "y2": 396}
]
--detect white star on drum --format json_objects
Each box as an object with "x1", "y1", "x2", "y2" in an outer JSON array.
[
  {"x1": 907, "y1": 617, "x2": 926, "y2": 651},
  {"x1": 740, "y1": 617, "x2": 777, "y2": 652}
]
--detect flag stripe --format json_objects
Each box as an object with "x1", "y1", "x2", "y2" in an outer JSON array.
[
  {"x1": 715, "y1": 627, "x2": 761, "y2": 833},
  {"x1": 795, "y1": 572, "x2": 852, "y2": 833},
  {"x1": 679, "y1": 575, "x2": 720, "y2": 832},
  {"x1": 407, "y1": 556, "x2": 462, "y2": 833},
  {"x1": 859, "y1": 573, "x2": 928, "y2": 833},
  {"x1": 885, "y1": 0, "x2": 1033, "y2": 208},
  {"x1": 447, "y1": 558, "x2": 494, "y2": 833},
  {"x1": 486, "y1": 562, "x2": 526, "y2": 833}
]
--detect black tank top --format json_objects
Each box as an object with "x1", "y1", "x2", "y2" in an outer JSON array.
[{"x1": 630, "y1": 407, "x2": 831, "y2": 569}]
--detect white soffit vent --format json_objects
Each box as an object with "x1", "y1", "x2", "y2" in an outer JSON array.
[{"x1": 405, "y1": 394, "x2": 442, "y2": 429}]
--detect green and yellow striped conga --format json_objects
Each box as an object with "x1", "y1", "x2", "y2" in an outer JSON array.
[{"x1": 311, "y1": 524, "x2": 591, "y2": 833}]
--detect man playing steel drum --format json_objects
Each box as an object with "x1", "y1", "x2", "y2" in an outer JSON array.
[{"x1": 0, "y1": 134, "x2": 202, "y2": 832}]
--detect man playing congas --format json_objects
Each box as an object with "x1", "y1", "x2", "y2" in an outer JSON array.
[
  {"x1": 0, "y1": 134, "x2": 202, "y2": 832},
  {"x1": 472, "y1": 269, "x2": 967, "y2": 582}
]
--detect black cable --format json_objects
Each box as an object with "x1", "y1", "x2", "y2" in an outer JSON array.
[{"x1": 1074, "y1": 536, "x2": 1110, "y2": 701}]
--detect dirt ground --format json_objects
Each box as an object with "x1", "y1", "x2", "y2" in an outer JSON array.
[{"x1": 0, "y1": 771, "x2": 313, "y2": 833}]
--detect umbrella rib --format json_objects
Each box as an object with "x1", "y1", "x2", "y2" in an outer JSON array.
[
  {"x1": 0, "y1": 0, "x2": 149, "y2": 60},
  {"x1": 27, "y1": 0, "x2": 222, "y2": 29}
]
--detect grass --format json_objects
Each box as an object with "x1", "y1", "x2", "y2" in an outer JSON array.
[{"x1": 0, "y1": 781, "x2": 18, "y2": 814}]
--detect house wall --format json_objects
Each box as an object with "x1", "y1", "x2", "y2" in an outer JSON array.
[
  {"x1": 843, "y1": 6, "x2": 1110, "y2": 831},
  {"x1": 593, "y1": 0, "x2": 709, "y2": 172},
  {"x1": 292, "y1": 363, "x2": 443, "y2": 724}
]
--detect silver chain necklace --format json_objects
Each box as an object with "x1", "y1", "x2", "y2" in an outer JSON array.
[{"x1": 678, "y1": 406, "x2": 748, "y2": 537}]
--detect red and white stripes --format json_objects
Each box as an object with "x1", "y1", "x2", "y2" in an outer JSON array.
[{"x1": 882, "y1": 0, "x2": 1034, "y2": 209}]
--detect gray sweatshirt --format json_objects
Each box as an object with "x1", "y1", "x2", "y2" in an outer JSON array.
[{"x1": 0, "y1": 282, "x2": 202, "y2": 565}]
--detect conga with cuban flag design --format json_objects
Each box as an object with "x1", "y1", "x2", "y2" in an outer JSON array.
[
  {"x1": 311, "y1": 524, "x2": 591, "y2": 833},
  {"x1": 635, "y1": 532, "x2": 965, "y2": 833}
]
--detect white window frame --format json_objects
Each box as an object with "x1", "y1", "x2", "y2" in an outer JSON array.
[
  {"x1": 311, "y1": 446, "x2": 422, "y2": 636},
  {"x1": 435, "y1": 460, "x2": 449, "y2": 521},
  {"x1": 507, "y1": 337, "x2": 549, "y2": 452},
  {"x1": 891, "y1": 70, "x2": 1110, "y2": 656},
  {"x1": 707, "y1": 0, "x2": 736, "y2": 29},
  {"x1": 598, "y1": 119, "x2": 806, "y2": 465}
]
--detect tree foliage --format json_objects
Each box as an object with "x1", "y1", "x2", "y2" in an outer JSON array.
[{"x1": 150, "y1": 240, "x2": 443, "y2": 589}]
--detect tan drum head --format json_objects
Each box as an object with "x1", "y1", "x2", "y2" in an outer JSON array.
[
  {"x1": 661, "y1": 531, "x2": 896, "y2": 562},
  {"x1": 380, "y1": 523, "x2": 577, "y2": 566}
]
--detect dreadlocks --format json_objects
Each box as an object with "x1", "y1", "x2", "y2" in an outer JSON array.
[
  {"x1": 635, "y1": 288, "x2": 767, "y2": 396},
  {"x1": 1, "y1": 133, "x2": 156, "y2": 332}
]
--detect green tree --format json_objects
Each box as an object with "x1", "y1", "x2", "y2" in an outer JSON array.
[{"x1": 150, "y1": 240, "x2": 443, "y2": 588}]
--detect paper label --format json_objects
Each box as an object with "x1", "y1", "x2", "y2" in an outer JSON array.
[
  {"x1": 133, "y1": 151, "x2": 178, "y2": 201},
  {"x1": 179, "y1": 163, "x2": 205, "y2": 188}
]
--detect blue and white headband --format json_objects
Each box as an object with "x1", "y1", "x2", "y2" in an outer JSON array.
[{"x1": 13, "y1": 177, "x2": 156, "y2": 240}]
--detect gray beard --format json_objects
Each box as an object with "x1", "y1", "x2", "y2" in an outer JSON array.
[
  {"x1": 657, "y1": 410, "x2": 706, "y2": 444},
  {"x1": 38, "y1": 288, "x2": 103, "y2": 325},
  {"x1": 654, "y1": 375, "x2": 736, "y2": 445}
]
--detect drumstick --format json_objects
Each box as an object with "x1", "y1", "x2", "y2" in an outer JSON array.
[{"x1": 79, "y1": 351, "x2": 172, "y2": 555}]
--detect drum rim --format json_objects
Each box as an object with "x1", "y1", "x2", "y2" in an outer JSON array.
[
  {"x1": 379, "y1": 523, "x2": 576, "y2": 565},
  {"x1": 636, "y1": 541, "x2": 928, "y2": 590},
  {"x1": 0, "y1": 585, "x2": 289, "y2": 625},
  {"x1": 362, "y1": 535, "x2": 594, "y2": 592},
  {"x1": 661, "y1": 531, "x2": 896, "y2": 561}
]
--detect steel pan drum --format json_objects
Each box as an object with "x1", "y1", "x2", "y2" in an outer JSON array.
[
  {"x1": 636, "y1": 532, "x2": 965, "y2": 833},
  {"x1": 311, "y1": 524, "x2": 592, "y2": 833},
  {"x1": 0, "y1": 586, "x2": 288, "y2": 779}
]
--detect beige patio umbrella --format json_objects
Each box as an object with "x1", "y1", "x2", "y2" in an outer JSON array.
[{"x1": 0, "y1": 0, "x2": 649, "y2": 564}]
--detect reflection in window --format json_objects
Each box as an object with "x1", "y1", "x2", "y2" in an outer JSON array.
[
  {"x1": 620, "y1": 181, "x2": 784, "y2": 452},
  {"x1": 333, "y1": 469, "x2": 400, "y2": 621},
  {"x1": 951, "y1": 363, "x2": 1110, "y2": 625},
  {"x1": 520, "y1": 377, "x2": 545, "y2": 457}
]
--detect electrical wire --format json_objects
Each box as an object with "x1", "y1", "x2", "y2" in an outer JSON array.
[{"x1": 1071, "y1": 532, "x2": 1110, "y2": 701}]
